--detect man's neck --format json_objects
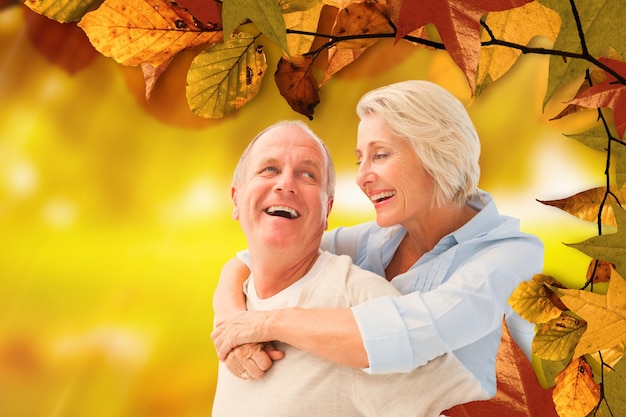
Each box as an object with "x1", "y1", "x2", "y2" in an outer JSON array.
[{"x1": 249, "y1": 248, "x2": 321, "y2": 299}]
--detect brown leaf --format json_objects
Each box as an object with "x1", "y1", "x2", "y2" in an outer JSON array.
[
  {"x1": 24, "y1": 7, "x2": 99, "y2": 74},
  {"x1": 445, "y1": 320, "x2": 559, "y2": 417},
  {"x1": 537, "y1": 186, "x2": 622, "y2": 227},
  {"x1": 553, "y1": 357, "x2": 601, "y2": 417},
  {"x1": 274, "y1": 55, "x2": 320, "y2": 120},
  {"x1": 78, "y1": 0, "x2": 223, "y2": 67},
  {"x1": 396, "y1": 0, "x2": 533, "y2": 93}
]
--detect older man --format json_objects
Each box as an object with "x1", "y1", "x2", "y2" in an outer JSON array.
[{"x1": 211, "y1": 121, "x2": 488, "y2": 417}]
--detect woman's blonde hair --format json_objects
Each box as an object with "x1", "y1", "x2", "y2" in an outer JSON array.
[{"x1": 356, "y1": 80, "x2": 480, "y2": 207}]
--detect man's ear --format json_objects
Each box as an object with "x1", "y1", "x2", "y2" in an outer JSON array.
[
  {"x1": 324, "y1": 196, "x2": 334, "y2": 230},
  {"x1": 231, "y1": 187, "x2": 239, "y2": 220}
]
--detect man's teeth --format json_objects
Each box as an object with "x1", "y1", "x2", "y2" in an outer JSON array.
[
  {"x1": 266, "y1": 206, "x2": 299, "y2": 219},
  {"x1": 370, "y1": 191, "x2": 396, "y2": 203}
]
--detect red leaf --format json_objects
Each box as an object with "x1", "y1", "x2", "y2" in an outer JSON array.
[
  {"x1": 23, "y1": 7, "x2": 98, "y2": 74},
  {"x1": 396, "y1": 0, "x2": 532, "y2": 93},
  {"x1": 174, "y1": 0, "x2": 222, "y2": 28},
  {"x1": 568, "y1": 58, "x2": 626, "y2": 140},
  {"x1": 444, "y1": 321, "x2": 559, "y2": 417}
]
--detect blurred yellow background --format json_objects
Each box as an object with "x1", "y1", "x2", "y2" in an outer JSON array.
[{"x1": 0, "y1": 4, "x2": 605, "y2": 416}]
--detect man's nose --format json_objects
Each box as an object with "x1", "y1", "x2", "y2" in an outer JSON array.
[{"x1": 274, "y1": 173, "x2": 297, "y2": 193}]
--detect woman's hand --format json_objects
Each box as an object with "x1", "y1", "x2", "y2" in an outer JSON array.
[
  {"x1": 212, "y1": 310, "x2": 274, "y2": 360},
  {"x1": 222, "y1": 342, "x2": 284, "y2": 379}
]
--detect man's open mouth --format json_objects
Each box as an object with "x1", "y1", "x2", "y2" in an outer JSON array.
[{"x1": 265, "y1": 205, "x2": 299, "y2": 219}]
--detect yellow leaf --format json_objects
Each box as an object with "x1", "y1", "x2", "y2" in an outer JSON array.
[
  {"x1": 78, "y1": 0, "x2": 223, "y2": 67},
  {"x1": 533, "y1": 313, "x2": 586, "y2": 361},
  {"x1": 509, "y1": 274, "x2": 565, "y2": 324},
  {"x1": 186, "y1": 33, "x2": 267, "y2": 118},
  {"x1": 284, "y1": 2, "x2": 324, "y2": 55},
  {"x1": 553, "y1": 357, "x2": 601, "y2": 417},
  {"x1": 478, "y1": 2, "x2": 560, "y2": 91},
  {"x1": 554, "y1": 267, "x2": 626, "y2": 358}
]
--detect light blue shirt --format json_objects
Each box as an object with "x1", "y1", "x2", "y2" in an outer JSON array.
[{"x1": 319, "y1": 190, "x2": 544, "y2": 396}]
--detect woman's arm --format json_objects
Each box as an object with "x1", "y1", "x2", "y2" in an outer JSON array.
[
  {"x1": 213, "y1": 257, "x2": 284, "y2": 379},
  {"x1": 212, "y1": 256, "x2": 249, "y2": 317},
  {"x1": 213, "y1": 307, "x2": 369, "y2": 368}
]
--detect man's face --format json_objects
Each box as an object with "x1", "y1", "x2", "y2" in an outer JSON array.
[{"x1": 232, "y1": 125, "x2": 333, "y2": 252}]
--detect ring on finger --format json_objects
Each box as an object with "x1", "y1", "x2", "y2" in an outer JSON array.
[{"x1": 240, "y1": 371, "x2": 250, "y2": 379}]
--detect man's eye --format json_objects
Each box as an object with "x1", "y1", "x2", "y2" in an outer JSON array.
[
  {"x1": 262, "y1": 166, "x2": 279, "y2": 173},
  {"x1": 302, "y1": 171, "x2": 315, "y2": 180}
]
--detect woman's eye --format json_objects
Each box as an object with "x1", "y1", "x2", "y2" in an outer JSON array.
[{"x1": 374, "y1": 153, "x2": 388, "y2": 160}]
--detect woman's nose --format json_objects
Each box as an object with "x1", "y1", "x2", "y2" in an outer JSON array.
[{"x1": 356, "y1": 160, "x2": 374, "y2": 188}]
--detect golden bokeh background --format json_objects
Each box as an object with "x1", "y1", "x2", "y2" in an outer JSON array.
[{"x1": 0, "y1": 5, "x2": 606, "y2": 416}]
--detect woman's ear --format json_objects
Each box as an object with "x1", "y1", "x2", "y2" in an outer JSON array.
[{"x1": 231, "y1": 187, "x2": 239, "y2": 220}]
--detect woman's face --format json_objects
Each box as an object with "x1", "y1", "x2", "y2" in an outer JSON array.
[{"x1": 355, "y1": 113, "x2": 435, "y2": 228}]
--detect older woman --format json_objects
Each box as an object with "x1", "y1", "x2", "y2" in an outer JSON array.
[{"x1": 212, "y1": 80, "x2": 544, "y2": 399}]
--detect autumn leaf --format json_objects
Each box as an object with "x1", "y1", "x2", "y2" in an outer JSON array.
[
  {"x1": 537, "y1": 186, "x2": 622, "y2": 227},
  {"x1": 396, "y1": 0, "x2": 532, "y2": 93},
  {"x1": 509, "y1": 274, "x2": 565, "y2": 324},
  {"x1": 221, "y1": 0, "x2": 289, "y2": 54},
  {"x1": 586, "y1": 259, "x2": 615, "y2": 284},
  {"x1": 331, "y1": 2, "x2": 393, "y2": 49},
  {"x1": 186, "y1": 33, "x2": 267, "y2": 118},
  {"x1": 175, "y1": 0, "x2": 221, "y2": 27},
  {"x1": 78, "y1": 0, "x2": 223, "y2": 68},
  {"x1": 540, "y1": 0, "x2": 626, "y2": 109},
  {"x1": 283, "y1": 2, "x2": 324, "y2": 56},
  {"x1": 477, "y1": 1, "x2": 560, "y2": 96},
  {"x1": 553, "y1": 357, "x2": 601, "y2": 417},
  {"x1": 445, "y1": 320, "x2": 558, "y2": 417},
  {"x1": 24, "y1": 0, "x2": 104, "y2": 23},
  {"x1": 24, "y1": 7, "x2": 99, "y2": 74},
  {"x1": 568, "y1": 58, "x2": 626, "y2": 140},
  {"x1": 596, "y1": 354, "x2": 626, "y2": 417},
  {"x1": 552, "y1": 267, "x2": 626, "y2": 358},
  {"x1": 533, "y1": 313, "x2": 586, "y2": 361},
  {"x1": 566, "y1": 204, "x2": 626, "y2": 276},
  {"x1": 274, "y1": 55, "x2": 320, "y2": 119},
  {"x1": 141, "y1": 59, "x2": 172, "y2": 100},
  {"x1": 319, "y1": 2, "x2": 394, "y2": 85}
]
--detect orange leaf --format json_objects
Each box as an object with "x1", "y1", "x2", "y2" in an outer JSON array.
[
  {"x1": 274, "y1": 55, "x2": 320, "y2": 120},
  {"x1": 78, "y1": 0, "x2": 223, "y2": 67},
  {"x1": 320, "y1": 46, "x2": 366, "y2": 86},
  {"x1": 24, "y1": 7, "x2": 98, "y2": 74},
  {"x1": 330, "y1": 2, "x2": 393, "y2": 49},
  {"x1": 568, "y1": 58, "x2": 626, "y2": 140},
  {"x1": 553, "y1": 357, "x2": 601, "y2": 417},
  {"x1": 537, "y1": 186, "x2": 621, "y2": 227},
  {"x1": 586, "y1": 259, "x2": 615, "y2": 284},
  {"x1": 396, "y1": 0, "x2": 533, "y2": 93},
  {"x1": 445, "y1": 320, "x2": 559, "y2": 417}
]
